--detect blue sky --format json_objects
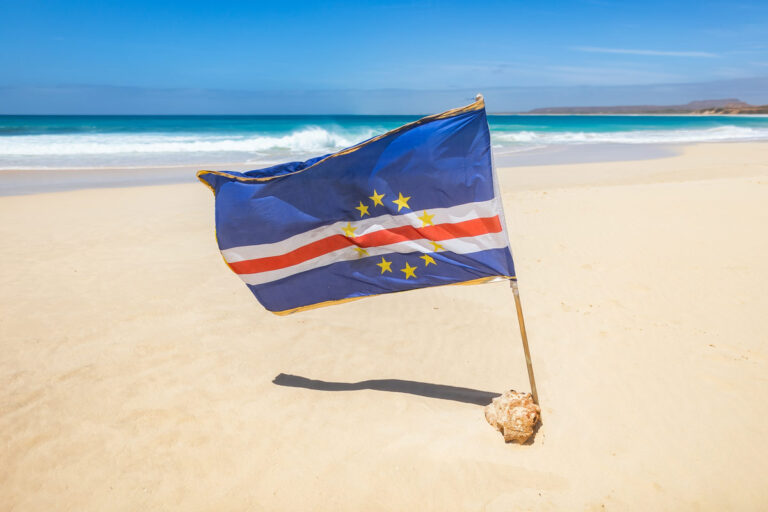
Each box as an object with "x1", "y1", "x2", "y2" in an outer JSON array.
[{"x1": 1, "y1": 0, "x2": 767, "y2": 113}]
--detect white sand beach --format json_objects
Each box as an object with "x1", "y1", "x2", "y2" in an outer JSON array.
[{"x1": 1, "y1": 142, "x2": 767, "y2": 510}]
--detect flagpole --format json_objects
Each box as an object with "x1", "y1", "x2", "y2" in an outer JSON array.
[
  {"x1": 475, "y1": 91, "x2": 539, "y2": 405},
  {"x1": 510, "y1": 280, "x2": 539, "y2": 405}
]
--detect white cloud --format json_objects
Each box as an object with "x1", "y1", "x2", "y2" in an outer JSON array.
[{"x1": 573, "y1": 46, "x2": 719, "y2": 58}]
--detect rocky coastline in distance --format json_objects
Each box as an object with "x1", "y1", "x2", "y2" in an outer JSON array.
[{"x1": 513, "y1": 99, "x2": 768, "y2": 115}]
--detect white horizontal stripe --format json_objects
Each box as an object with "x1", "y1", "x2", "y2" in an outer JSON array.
[
  {"x1": 221, "y1": 198, "x2": 502, "y2": 263},
  {"x1": 238, "y1": 231, "x2": 509, "y2": 286}
]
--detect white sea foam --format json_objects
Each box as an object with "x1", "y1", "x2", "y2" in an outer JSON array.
[
  {"x1": 1, "y1": 124, "x2": 767, "y2": 169},
  {"x1": 492, "y1": 125, "x2": 768, "y2": 145}
]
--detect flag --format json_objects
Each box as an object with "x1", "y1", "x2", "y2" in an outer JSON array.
[{"x1": 197, "y1": 96, "x2": 515, "y2": 315}]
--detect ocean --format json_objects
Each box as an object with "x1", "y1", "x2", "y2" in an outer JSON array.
[{"x1": 1, "y1": 114, "x2": 768, "y2": 170}]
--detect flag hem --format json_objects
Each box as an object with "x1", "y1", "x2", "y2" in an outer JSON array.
[{"x1": 269, "y1": 273, "x2": 516, "y2": 315}]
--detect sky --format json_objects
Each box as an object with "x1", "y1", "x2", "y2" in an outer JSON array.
[{"x1": 1, "y1": 0, "x2": 767, "y2": 113}]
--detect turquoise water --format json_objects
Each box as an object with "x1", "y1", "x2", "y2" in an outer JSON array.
[{"x1": 1, "y1": 114, "x2": 767, "y2": 169}]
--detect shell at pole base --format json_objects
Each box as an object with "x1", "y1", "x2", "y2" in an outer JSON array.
[{"x1": 484, "y1": 390, "x2": 541, "y2": 443}]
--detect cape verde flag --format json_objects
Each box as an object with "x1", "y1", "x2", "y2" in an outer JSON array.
[{"x1": 197, "y1": 96, "x2": 516, "y2": 315}]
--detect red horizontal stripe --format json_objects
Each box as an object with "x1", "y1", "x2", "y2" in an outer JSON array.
[
  {"x1": 355, "y1": 216, "x2": 501, "y2": 247},
  {"x1": 228, "y1": 235, "x2": 352, "y2": 274},
  {"x1": 228, "y1": 215, "x2": 502, "y2": 275}
]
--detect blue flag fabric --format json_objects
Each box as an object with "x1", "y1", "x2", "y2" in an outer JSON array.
[{"x1": 198, "y1": 96, "x2": 516, "y2": 314}]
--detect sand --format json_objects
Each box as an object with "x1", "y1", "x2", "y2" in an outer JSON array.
[{"x1": 1, "y1": 142, "x2": 767, "y2": 511}]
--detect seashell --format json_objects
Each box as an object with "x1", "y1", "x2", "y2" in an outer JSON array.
[{"x1": 484, "y1": 390, "x2": 541, "y2": 443}]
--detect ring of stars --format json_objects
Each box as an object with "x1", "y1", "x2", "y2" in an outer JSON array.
[{"x1": 344, "y1": 190, "x2": 442, "y2": 278}]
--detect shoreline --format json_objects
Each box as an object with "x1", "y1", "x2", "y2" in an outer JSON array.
[
  {"x1": 492, "y1": 112, "x2": 768, "y2": 117},
  {"x1": 2, "y1": 141, "x2": 762, "y2": 197}
]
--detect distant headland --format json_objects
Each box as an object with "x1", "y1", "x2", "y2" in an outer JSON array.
[{"x1": 513, "y1": 99, "x2": 768, "y2": 115}]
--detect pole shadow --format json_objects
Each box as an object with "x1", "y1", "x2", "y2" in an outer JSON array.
[{"x1": 272, "y1": 373, "x2": 500, "y2": 406}]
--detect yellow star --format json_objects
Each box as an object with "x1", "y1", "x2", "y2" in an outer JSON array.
[
  {"x1": 429, "y1": 241, "x2": 444, "y2": 252},
  {"x1": 420, "y1": 254, "x2": 436, "y2": 266},
  {"x1": 376, "y1": 257, "x2": 392, "y2": 274},
  {"x1": 392, "y1": 192, "x2": 411, "y2": 212},
  {"x1": 369, "y1": 189, "x2": 385, "y2": 206},
  {"x1": 401, "y1": 261, "x2": 417, "y2": 280},
  {"x1": 355, "y1": 201, "x2": 370, "y2": 218},
  {"x1": 417, "y1": 210, "x2": 435, "y2": 226},
  {"x1": 342, "y1": 222, "x2": 357, "y2": 238},
  {"x1": 353, "y1": 247, "x2": 369, "y2": 257}
]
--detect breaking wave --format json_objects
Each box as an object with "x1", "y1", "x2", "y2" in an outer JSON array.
[{"x1": 0, "y1": 127, "x2": 378, "y2": 156}]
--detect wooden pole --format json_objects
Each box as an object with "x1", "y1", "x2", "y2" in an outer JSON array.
[{"x1": 510, "y1": 280, "x2": 539, "y2": 405}]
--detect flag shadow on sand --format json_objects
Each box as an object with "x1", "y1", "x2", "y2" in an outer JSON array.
[{"x1": 273, "y1": 373, "x2": 500, "y2": 406}]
